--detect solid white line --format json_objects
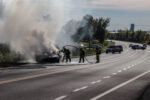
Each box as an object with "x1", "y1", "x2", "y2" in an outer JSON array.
[
  {"x1": 55, "y1": 95, "x2": 67, "y2": 100},
  {"x1": 90, "y1": 70, "x2": 150, "y2": 100}
]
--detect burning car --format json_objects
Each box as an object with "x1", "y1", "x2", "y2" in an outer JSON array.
[{"x1": 35, "y1": 51, "x2": 60, "y2": 63}]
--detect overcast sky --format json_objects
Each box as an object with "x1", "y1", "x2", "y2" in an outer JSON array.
[{"x1": 2, "y1": 0, "x2": 150, "y2": 31}]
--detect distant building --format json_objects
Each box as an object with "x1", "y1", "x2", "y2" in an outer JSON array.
[{"x1": 130, "y1": 24, "x2": 135, "y2": 32}]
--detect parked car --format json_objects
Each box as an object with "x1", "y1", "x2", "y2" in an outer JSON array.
[{"x1": 106, "y1": 45, "x2": 123, "y2": 54}]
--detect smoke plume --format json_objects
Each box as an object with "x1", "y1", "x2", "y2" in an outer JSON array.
[
  {"x1": 0, "y1": 0, "x2": 63, "y2": 61},
  {"x1": 0, "y1": 0, "x2": 94, "y2": 62}
]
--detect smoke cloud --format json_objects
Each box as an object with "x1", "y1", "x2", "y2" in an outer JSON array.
[
  {"x1": 0, "y1": 0, "x2": 94, "y2": 62},
  {"x1": 56, "y1": 15, "x2": 94, "y2": 48},
  {"x1": 0, "y1": 0, "x2": 64, "y2": 61}
]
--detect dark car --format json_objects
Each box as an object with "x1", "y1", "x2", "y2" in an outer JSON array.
[
  {"x1": 129, "y1": 44, "x2": 133, "y2": 48},
  {"x1": 143, "y1": 44, "x2": 147, "y2": 48},
  {"x1": 132, "y1": 45, "x2": 146, "y2": 50},
  {"x1": 106, "y1": 45, "x2": 123, "y2": 54},
  {"x1": 116, "y1": 45, "x2": 123, "y2": 51}
]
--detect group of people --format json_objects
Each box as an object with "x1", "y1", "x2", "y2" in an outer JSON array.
[{"x1": 60, "y1": 46, "x2": 101, "y2": 63}]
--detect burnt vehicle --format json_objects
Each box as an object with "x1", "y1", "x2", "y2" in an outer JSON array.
[
  {"x1": 35, "y1": 51, "x2": 60, "y2": 63},
  {"x1": 106, "y1": 45, "x2": 123, "y2": 54}
]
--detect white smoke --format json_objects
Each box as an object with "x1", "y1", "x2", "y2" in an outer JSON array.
[
  {"x1": 0, "y1": 0, "x2": 64, "y2": 61},
  {"x1": 0, "y1": 0, "x2": 94, "y2": 62}
]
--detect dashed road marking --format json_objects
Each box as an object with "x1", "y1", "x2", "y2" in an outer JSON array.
[
  {"x1": 73, "y1": 86, "x2": 88, "y2": 92},
  {"x1": 128, "y1": 66, "x2": 131, "y2": 68},
  {"x1": 123, "y1": 68, "x2": 127, "y2": 71},
  {"x1": 103, "y1": 76, "x2": 111, "y2": 79},
  {"x1": 96, "y1": 80, "x2": 102, "y2": 83},
  {"x1": 118, "y1": 70, "x2": 122, "y2": 73},
  {"x1": 112, "y1": 73, "x2": 117, "y2": 75},
  {"x1": 91, "y1": 81, "x2": 96, "y2": 84},
  {"x1": 55, "y1": 95, "x2": 67, "y2": 100},
  {"x1": 81, "y1": 86, "x2": 88, "y2": 89}
]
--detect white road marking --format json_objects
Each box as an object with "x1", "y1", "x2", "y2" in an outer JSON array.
[
  {"x1": 81, "y1": 86, "x2": 88, "y2": 90},
  {"x1": 73, "y1": 88, "x2": 81, "y2": 92},
  {"x1": 118, "y1": 70, "x2": 122, "y2": 73},
  {"x1": 112, "y1": 73, "x2": 117, "y2": 75},
  {"x1": 73, "y1": 86, "x2": 88, "y2": 92},
  {"x1": 103, "y1": 76, "x2": 111, "y2": 79},
  {"x1": 91, "y1": 81, "x2": 96, "y2": 84},
  {"x1": 96, "y1": 80, "x2": 102, "y2": 83},
  {"x1": 128, "y1": 66, "x2": 131, "y2": 69},
  {"x1": 123, "y1": 68, "x2": 127, "y2": 71},
  {"x1": 90, "y1": 70, "x2": 150, "y2": 100},
  {"x1": 55, "y1": 95, "x2": 67, "y2": 100}
]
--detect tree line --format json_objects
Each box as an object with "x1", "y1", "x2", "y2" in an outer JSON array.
[{"x1": 107, "y1": 30, "x2": 150, "y2": 44}]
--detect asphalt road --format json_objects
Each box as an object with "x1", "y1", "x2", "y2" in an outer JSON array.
[{"x1": 0, "y1": 41, "x2": 150, "y2": 100}]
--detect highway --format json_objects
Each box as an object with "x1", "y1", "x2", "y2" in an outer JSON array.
[{"x1": 0, "y1": 41, "x2": 150, "y2": 100}]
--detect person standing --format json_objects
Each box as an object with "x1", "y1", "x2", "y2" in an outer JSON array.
[
  {"x1": 79, "y1": 48, "x2": 85, "y2": 63},
  {"x1": 96, "y1": 46, "x2": 101, "y2": 63},
  {"x1": 66, "y1": 49, "x2": 71, "y2": 63},
  {"x1": 62, "y1": 47, "x2": 66, "y2": 62}
]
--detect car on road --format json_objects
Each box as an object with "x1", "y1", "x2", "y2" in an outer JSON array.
[
  {"x1": 129, "y1": 44, "x2": 133, "y2": 48},
  {"x1": 106, "y1": 45, "x2": 123, "y2": 54},
  {"x1": 132, "y1": 45, "x2": 146, "y2": 50},
  {"x1": 143, "y1": 44, "x2": 147, "y2": 48}
]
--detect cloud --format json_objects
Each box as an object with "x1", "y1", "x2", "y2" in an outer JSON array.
[
  {"x1": 61, "y1": 0, "x2": 150, "y2": 11},
  {"x1": 88, "y1": 0, "x2": 150, "y2": 11}
]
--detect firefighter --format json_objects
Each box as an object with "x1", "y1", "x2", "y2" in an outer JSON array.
[
  {"x1": 79, "y1": 48, "x2": 85, "y2": 63},
  {"x1": 96, "y1": 46, "x2": 101, "y2": 63},
  {"x1": 66, "y1": 49, "x2": 71, "y2": 63},
  {"x1": 62, "y1": 47, "x2": 66, "y2": 62}
]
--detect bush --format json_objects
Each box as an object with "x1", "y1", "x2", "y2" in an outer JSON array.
[{"x1": 0, "y1": 43, "x2": 25, "y2": 64}]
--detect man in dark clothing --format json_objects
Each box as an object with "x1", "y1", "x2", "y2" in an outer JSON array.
[
  {"x1": 66, "y1": 49, "x2": 71, "y2": 63},
  {"x1": 96, "y1": 46, "x2": 101, "y2": 63},
  {"x1": 62, "y1": 47, "x2": 66, "y2": 62},
  {"x1": 79, "y1": 48, "x2": 85, "y2": 63}
]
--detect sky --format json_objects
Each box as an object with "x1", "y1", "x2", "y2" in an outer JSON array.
[
  {"x1": 61, "y1": 0, "x2": 150, "y2": 31},
  {"x1": 1, "y1": 0, "x2": 150, "y2": 31}
]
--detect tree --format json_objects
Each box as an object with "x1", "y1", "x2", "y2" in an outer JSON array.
[{"x1": 93, "y1": 18, "x2": 110, "y2": 43}]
